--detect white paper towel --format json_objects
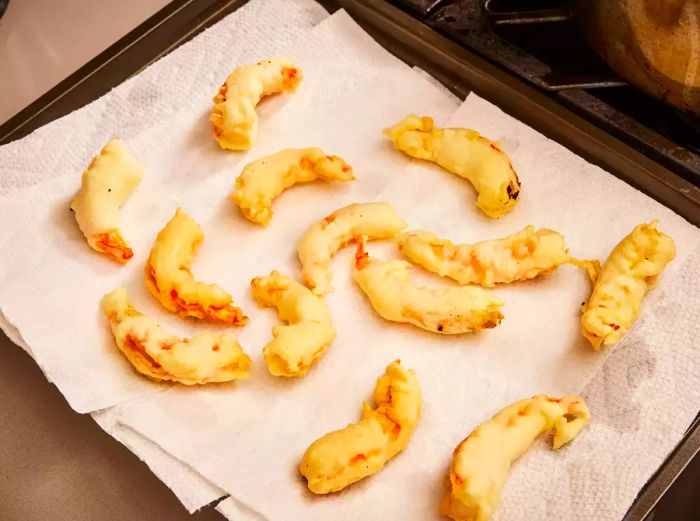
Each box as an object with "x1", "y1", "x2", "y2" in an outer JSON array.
[
  {"x1": 92, "y1": 408, "x2": 226, "y2": 513},
  {"x1": 217, "y1": 496, "x2": 267, "y2": 521},
  {"x1": 113, "y1": 95, "x2": 699, "y2": 521},
  {"x1": 0, "y1": 6, "x2": 458, "y2": 413}
]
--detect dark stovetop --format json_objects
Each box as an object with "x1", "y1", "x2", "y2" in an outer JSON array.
[{"x1": 392, "y1": 0, "x2": 700, "y2": 187}]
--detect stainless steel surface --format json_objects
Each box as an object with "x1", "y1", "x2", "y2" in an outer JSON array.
[{"x1": 0, "y1": 0, "x2": 170, "y2": 123}]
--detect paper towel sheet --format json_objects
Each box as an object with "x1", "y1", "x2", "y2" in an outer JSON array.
[
  {"x1": 0, "y1": 6, "x2": 458, "y2": 413},
  {"x1": 93, "y1": 408, "x2": 226, "y2": 513},
  {"x1": 216, "y1": 496, "x2": 266, "y2": 521},
  {"x1": 113, "y1": 95, "x2": 699, "y2": 521}
]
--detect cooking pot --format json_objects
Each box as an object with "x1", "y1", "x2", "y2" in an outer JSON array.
[{"x1": 573, "y1": 0, "x2": 700, "y2": 114}]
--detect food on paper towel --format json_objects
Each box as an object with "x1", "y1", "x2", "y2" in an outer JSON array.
[
  {"x1": 300, "y1": 360, "x2": 421, "y2": 494},
  {"x1": 441, "y1": 395, "x2": 590, "y2": 521},
  {"x1": 297, "y1": 202, "x2": 407, "y2": 295},
  {"x1": 398, "y1": 226, "x2": 598, "y2": 286},
  {"x1": 251, "y1": 271, "x2": 335, "y2": 377},
  {"x1": 353, "y1": 238, "x2": 503, "y2": 334},
  {"x1": 71, "y1": 138, "x2": 143, "y2": 263},
  {"x1": 232, "y1": 148, "x2": 354, "y2": 225},
  {"x1": 102, "y1": 288, "x2": 251, "y2": 384},
  {"x1": 145, "y1": 208, "x2": 247, "y2": 325},
  {"x1": 581, "y1": 220, "x2": 675, "y2": 350},
  {"x1": 211, "y1": 57, "x2": 301, "y2": 150},
  {"x1": 384, "y1": 115, "x2": 520, "y2": 218}
]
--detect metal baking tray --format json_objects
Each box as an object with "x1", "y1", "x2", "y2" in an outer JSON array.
[{"x1": 1, "y1": 1, "x2": 697, "y2": 519}]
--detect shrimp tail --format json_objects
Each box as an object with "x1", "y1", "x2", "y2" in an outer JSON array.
[{"x1": 93, "y1": 230, "x2": 133, "y2": 263}]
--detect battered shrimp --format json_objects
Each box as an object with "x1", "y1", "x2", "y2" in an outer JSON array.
[
  {"x1": 71, "y1": 138, "x2": 143, "y2": 263},
  {"x1": 145, "y1": 208, "x2": 247, "y2": 325},
  {"x1": 300, "y1": 360, "x2": 421, "y2": 494},
  {"x1": 581, "y1": 220, "x2": 675, "y2": 350},
  {"x1": 102, "y1": 288, "x2": 252, "y2": 384},
  {"x1": 441, "y1": 395, "x2": 590, "y2": 521},
  {"x1": 251, "y1": 271, "x2": 335, "y2": 377},
  {"x1": 353, "y1": 239, "x2": 504, "y2": 334},
  {"x1": 232, "y1": 148, "x2": 354, "y2": 225},
  {"x1": 397, "y1": 226, "x2": 594, "y2": 286},
  {"x1": 297, "y1": 202, "x2": 407, "y2": 295},
  {"x1": 211, "y1": 57, "x2": 301, "y2": 150},
  {"x1": 384, "y1": 115, "x2": 520, "y2": 218}
]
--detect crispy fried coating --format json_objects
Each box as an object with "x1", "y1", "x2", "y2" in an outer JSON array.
[
  {"x1": 353, "y1": 239, "x2": 504, "y2": 334},
  {"x1": 211, "y1": 57, "x2": 301, "y2": 150},
  {"x1": 441, "y1": 395, "x2": 590, "y2": 521},
  {"x1": 398, "y1": 226, "x2": 595, "y2": 286},
  {"x1": 232, "y1": 148, "x2": 354, "y2": 225},
  {"x1": 384, "y1": 115, "x2": 520, "y2": 218},
  {"x1": 581, "y1": 220, "x2": 675, "y2": 350},
  {"x1": 102, "y1": 288, "x2": 251, "y2": 384},
  {"x1": 297, "y1": 202, "x2": 407, "y2": 295},
  {"x1": 145, "y1": 208, "x2": 247, "y2": 325},
  {"x1": 300, "y1": 360, "x2": 421, "y2": 494},
  {"x1": 251, "y1": 271, "x2": 335, "y2": 377},
  {"x1": 71, "y1": 138, "x2": 143, "y2": 263}
]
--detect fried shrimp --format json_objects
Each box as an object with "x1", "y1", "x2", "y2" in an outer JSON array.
[
  {"x1": 297, "y1": 202, "x2": 407, "y2": 295},
  {"x1": 102, "y1": 288, "x2": 252, "y2": 384},
  {"x1": 384, "y1": 115, "x2": 520, "y2": 218},
  {"x1": 211, "y1": 57, "x2": 301, "y2": 150},
  {"x1": 300, "y1": 360, "x2": 421, "y2": 494},
  {"x1": 232, "y1": 148, "x2": 354, "y2": 225},
  {"x1": 441, "y1": 395, "x2": 590, "y2": 521},
  {"x1": 145, "y1": 208, "x2": 247, "y2": 325},
  {"x1": 397, "y1": 226, "x2": 594, "y2": 286},
  {"x1": 353, "y1": 239, "x2": 504, "y2": 334},
  {"x1": 581, "y1": 220, "x2": 675, "y2": 350},
  {"x1": 71, "y1": 138, "x2": 143, "y2": 263},
  {"x1": 250, "y1": 271, "x2": 335, "y2": 377}
]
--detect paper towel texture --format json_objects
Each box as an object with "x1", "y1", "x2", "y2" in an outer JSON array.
[
  {"x1": 93, "y1": 408, "x2": 226, "y2": 513},
  {"x1": 0, "y1": 6, "x2": 457, "y2": 413},
  {"x1": 217, "y1": 496, "x2": 266, "y2": 521},
  {"x1": 114, "y1": 95, "x2": 699, "y2": 521}
]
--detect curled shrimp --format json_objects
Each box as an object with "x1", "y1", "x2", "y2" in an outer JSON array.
[
  {"x1": 232, "y1": 148, "x2": 354, "y2": 225},
  {"x1": 102, "y1": 288, "x2": 251, "y2": 385},
  {"x1": 441, "y1": 395, "x2": 590, "y2": 521},
  {"x1": 299, "y1": 360, "x2": 421, "y2": 494},
  {"x1": 211, "y1": 57, "x2": 301, "y2": 150},
  {"x1": 251, "y1": 271, "x2": 335, "y2": 377},
  {"x1": 581, "y1": 220, "x2": 675, "y2": 350},
  {"x1": 353, "y1": 238, "x2": 504, "y2": 334},
  {"x1": 71, "y1": 138, "x2": 143, "y2": 263},
  {"x1": 297, "y1": 202, "x2": 407, "y2": 295},
  {"x1": 145, "y1": 208, "x2": 247, "y2": 325},
  {"x1": 397, "y1": 226, "x2": 596, "y2": 286},
  {"x1": 384, "y1": 115, "x2": 520, "y2": 218}
]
